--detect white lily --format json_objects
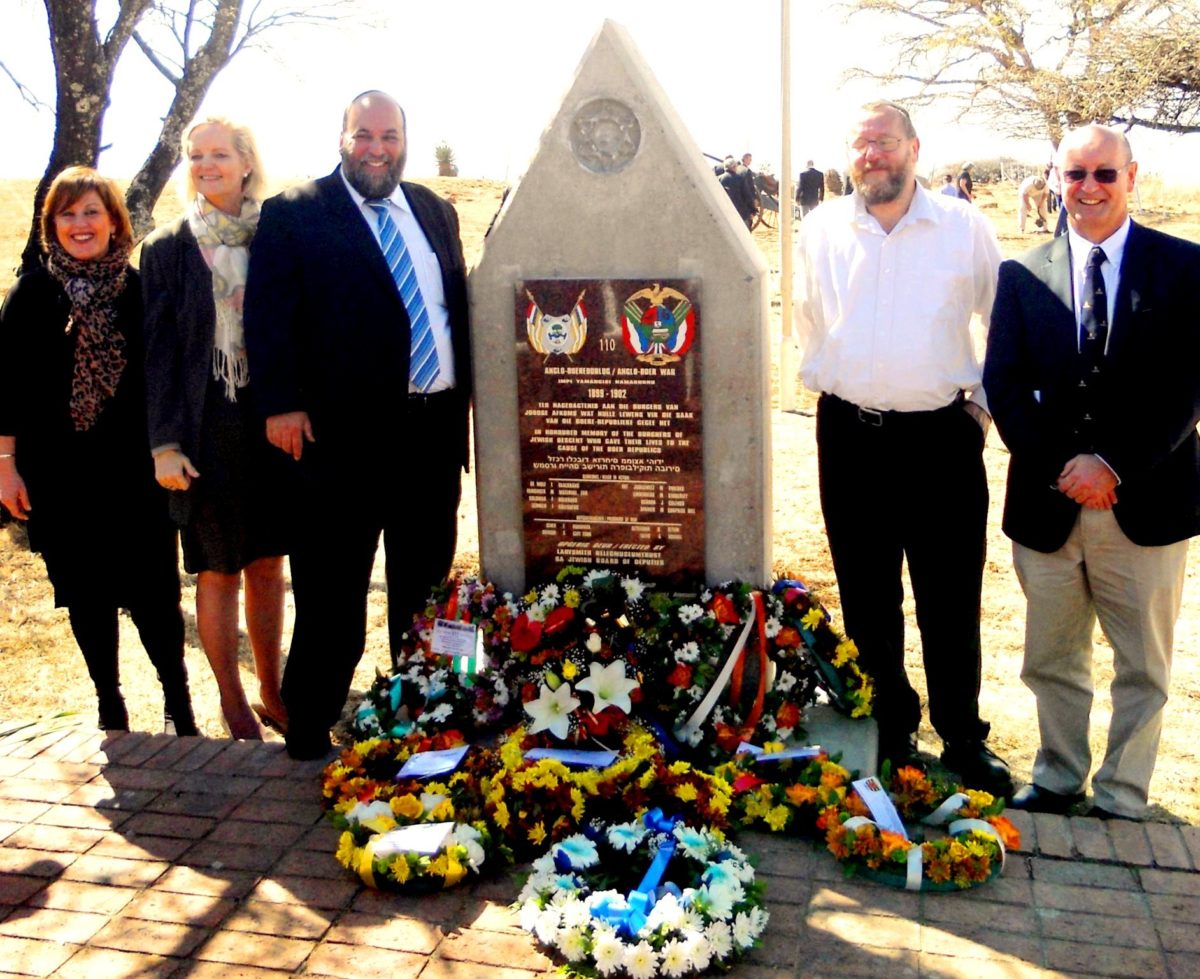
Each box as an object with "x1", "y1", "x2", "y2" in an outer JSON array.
[
  {"x1": 524, "y1": 682, "x2": 580, "y2": 739},
  {"x1": 575, "y1": 660, "x2": 639, "y2": 715}
]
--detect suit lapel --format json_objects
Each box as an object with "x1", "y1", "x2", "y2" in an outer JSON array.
[
  {"x1": 1039, "y1": 234, "x2": 1079, "y2": 363},
  {"x1": 1109, "y1": 220, "x2": 1148, "y2": 362},
  {"x1": 316, "y1": 169, "x2": 403, "y2": 302}
]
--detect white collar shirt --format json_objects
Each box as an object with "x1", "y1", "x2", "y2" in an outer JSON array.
[
  {"x1": 794, "y1": 183, "x2": 1001, "y2": 413},
  {"x1": 1066, "y1": 217, "x2": 1130, "y2": 355},
  {"x1": 340, "y1": 168, "x2": 455, "y2": 392}
]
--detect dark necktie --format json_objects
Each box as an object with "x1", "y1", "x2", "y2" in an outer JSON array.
[
  {"x1": 1080, "y1": 245, "x2": 1108, "y2": 359},
  {"x1": 365, "y1": 200, "x2": 440, "y2": 392},
  {"x1": 1077, "y1": 245, "x2": 1107, "y2": 447}
]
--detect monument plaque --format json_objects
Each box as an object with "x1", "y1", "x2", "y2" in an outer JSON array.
[
  {"x1": 517, "y1": 278, "x2": 703, "y2": 586},
  {"x1": 470, "y1": 20, "x2": 771, "y2": 594}
]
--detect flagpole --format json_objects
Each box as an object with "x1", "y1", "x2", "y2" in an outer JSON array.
[{"x1": 778, "y1": 0, "x2": 796, "y2": 411}]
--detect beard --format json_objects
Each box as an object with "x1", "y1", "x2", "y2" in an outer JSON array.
[
  {"x1": 853, "y1": 158, "x2": 912, "y2": 205},
  {"x1": 340, "y1": 145, "x2": 407, "y2": 199}
]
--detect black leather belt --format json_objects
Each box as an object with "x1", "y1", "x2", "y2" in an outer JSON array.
[{"x1": 822, "y1": 392, "x2": 964, "y2": 427}]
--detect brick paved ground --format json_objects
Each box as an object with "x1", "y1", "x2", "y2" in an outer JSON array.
[{"x1": 1, "y1": 720, "x2": 1197, "y2": 978}]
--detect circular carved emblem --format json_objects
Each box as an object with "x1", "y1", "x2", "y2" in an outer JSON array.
[{"x1": 570, "y1": 98, "x2": 640, "y2": 173}]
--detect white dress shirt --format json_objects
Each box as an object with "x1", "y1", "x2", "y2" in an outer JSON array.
[
  {"x1": 340, "y1": 168, "x2": 455, "y2": 392},
  {"x1": 1066, "y1": 217, "x2": 1130, "y2": 355},
  {"x1": 794, "y1": 183, "x2": 1001, "y2": 413}
]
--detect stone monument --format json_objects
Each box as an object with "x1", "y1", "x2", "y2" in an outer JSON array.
[{"x1": 470, "y1": 20, "x2": 770, "y2": 594}]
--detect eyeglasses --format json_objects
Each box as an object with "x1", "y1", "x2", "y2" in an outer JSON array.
[
  {"x1": 1059, "y1": 165, "x2": 1128, "y2": 184},
  {"x1": 848, "y1": 137, "x2": 903, "y2": 153}
]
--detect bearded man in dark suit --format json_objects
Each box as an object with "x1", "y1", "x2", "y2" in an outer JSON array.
[
  {"x1": 984, "y1": 124, "x2": 1200, "y2": 819},
  {"x1": 244, "y1": 91, "x2": 471, "y2": 759}
]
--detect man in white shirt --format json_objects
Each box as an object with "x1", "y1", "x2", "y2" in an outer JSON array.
[
  {"x1": 984, "y1": 125, "x2": 1200, "y2": 819},
  {"x1": 1017, "y1": 174, "x2": 1050, "y2": 233},
  {"x1": 795, "y1": 100, "x2": 1011, "y2": 794}
]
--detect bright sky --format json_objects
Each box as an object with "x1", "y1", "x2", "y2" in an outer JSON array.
[{"x1": 1, "y1": 0, "x2": 1195, "y2": 186}]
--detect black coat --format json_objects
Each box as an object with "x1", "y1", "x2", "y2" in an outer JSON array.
[
  {"x1": 243, "y1": 171, "x2": 472, "y2": 482},
  {"x1": 984, "y1": 222, "x2": 1200, "y2": 551}
]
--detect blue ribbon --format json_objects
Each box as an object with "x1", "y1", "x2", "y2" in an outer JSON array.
[{"x1": 589, "y1": 809, "x2": 682, "y2": 937}]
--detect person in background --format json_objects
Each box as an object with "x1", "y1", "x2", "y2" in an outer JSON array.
[
  {"x1": 957, "y1": 161, "x2": 975, "y2": 202},
  {"x1": 141, "y1": 117, "x2": 289, "y2": 740},
  {"x1": 0, "y1": 167, "x2": 197, "y2": 735},
  {"x1": 797, "y1": 159, "x2": 825, "y2": 217},
  {"x1": 795, "y1": 101, "x2": 1011, "y2": 796},
  {"x1": 739, "y1": 152, "x2": 761, "y2": 225},
  {"x1": 719, "y1": 156, "x2": 757, "y2": 230},
  {"x1": 1017, "y1": 174, "x2": 1050, "y2": 233},
  {"x1": 939, "y1": 173, "x2": 958, "y2": 197}
]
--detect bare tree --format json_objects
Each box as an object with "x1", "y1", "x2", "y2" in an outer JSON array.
[
  {"x1": 18, "y1": 0, "x2": 151, "y2": 274},
  {"x1": 15, "y1": 0, "x2": 361, "y2": 275},
  {"x1": 843, "y1": 0, "x2": 1200, "y2": 148},
  {"x1": 123, "y1": 0, "x2": 355, "y2": 236}
]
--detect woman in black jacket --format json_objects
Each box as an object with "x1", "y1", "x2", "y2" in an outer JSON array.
[
  {"x1": 0, "y1": 167, "x2": 196, "y2": 734},
  {"x1": 141, "y1": 118, "x2": 288, "y2": 739}
]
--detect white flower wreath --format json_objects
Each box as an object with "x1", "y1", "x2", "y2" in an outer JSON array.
[{"x1": 516, "y1": 809, "x2": 768, "y2": 978}]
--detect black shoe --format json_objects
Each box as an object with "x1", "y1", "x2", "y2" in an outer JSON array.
[
  {"x1": 1009, "y1": 783, "x2": 1084, "y2": 814},
  {"x1": 285, "y1": 730, "x2": 334, "y2": 761},
  {"x1": 1086, "y1": 805, "x2": 1136, "y2": 821},
  {"x1": 941, "y1": 740, "x2": 1014, "y2": 797},
  {"x1": 878, "y1": 731, "x2": 919, "y2": 768},
  {"x1": 98, "y1": 696, "x2": 129, "y2": 732}
]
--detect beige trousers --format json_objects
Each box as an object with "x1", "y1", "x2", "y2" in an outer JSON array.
[{"x1": 1013, "y1": 508, "x2": 1188, "y2": 816}]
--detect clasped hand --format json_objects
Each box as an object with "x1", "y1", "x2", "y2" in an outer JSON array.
[{"x1": 1057, "y1": 454, "x2": 1117, "y2": 509}]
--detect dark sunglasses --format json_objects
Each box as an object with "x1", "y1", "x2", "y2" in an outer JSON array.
[{"x1": 1060, "y1": 165, "x2": 1128, "y2": 184}]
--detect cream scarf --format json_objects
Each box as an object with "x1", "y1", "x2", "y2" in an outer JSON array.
[{"x1": 187, "y1": 195, "x2": 259, "y2": 401}]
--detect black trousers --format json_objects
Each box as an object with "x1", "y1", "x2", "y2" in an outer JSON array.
[
  {"x1": 816, "y1": 393, "x2": 990, "y2": 744},
  {"x1": 281, "y1": 393, "x2": 463, "y2": 746}
]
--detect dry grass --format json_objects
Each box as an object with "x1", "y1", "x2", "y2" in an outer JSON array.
[{"x1": 1, "y1": 175, "x2": 1197, "y2": 824}]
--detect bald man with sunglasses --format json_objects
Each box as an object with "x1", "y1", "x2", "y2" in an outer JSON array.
[{"x1": 984, "y1": 124, "x2": 1200, "y2": 819}]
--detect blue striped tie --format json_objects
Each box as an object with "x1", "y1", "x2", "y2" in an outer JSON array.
[{"x1": 366, "y1": 200, "x2": 440, "y2": 392}]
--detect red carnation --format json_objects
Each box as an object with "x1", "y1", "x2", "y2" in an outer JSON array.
[
  {"x1": 667, "y1": 662, "x2": 694, "y2": 688},
  {"x1": 511, "y1": 613, "x2": 543, "y2": 652}
]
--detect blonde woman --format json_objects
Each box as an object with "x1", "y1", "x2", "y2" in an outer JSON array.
[{"x1": 141, "y1": 118, "x2": 288, "y2": 739}]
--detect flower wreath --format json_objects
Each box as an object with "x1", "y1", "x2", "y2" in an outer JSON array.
[
  {"x1": 517, "y1": 809, "x2": 768, "y2": 978},
  {"x1": 718, "y1": 751, "x2": 1019, "y2": 891},
  {"x1": 483, "y1": 724, "x2": 733, "y2": 861},
  {"x1": 321, "y1": 731, "x2": 512, "y2": 892},
  {"x1": 638, "y1": 577, "x2": 870, "y2": 760},
  {"x1": 508, "y1": 567, "x2": 650, "y2": 745},
  {"x1": 353, "y1": 577, "x2": 519, "y2": 740}
]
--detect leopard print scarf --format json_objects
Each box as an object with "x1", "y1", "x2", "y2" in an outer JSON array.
[{"x1": 45, "y1": 240, "x2": 132, "y2": 432}]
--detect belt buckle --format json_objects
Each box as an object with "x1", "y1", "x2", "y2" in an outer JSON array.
[{"x1": 857, "y1": 406, "x2": 883, "y2": 427}]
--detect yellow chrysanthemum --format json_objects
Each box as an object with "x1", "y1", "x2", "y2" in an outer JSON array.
[
  {"x1": 493, "y1": 800, "x2": 510, "y2": 829},
  {"x1": 801, "y1": 608, "x2": 824, "y2": 630},
  {"x1": 832, "y1": 639, "x2": 857, "y2": 667},
  {"x1": 388, "y1": 855, "x2": 411, "y2": 884},
  {"x1": 335, "y1": 831, "x2": 356, "y2": 868},
  {"x1": 564, "y1": 589, "x2": 581, "y2": 608},
  {"x1": 528, "y1": 821, "x2": 547, "y2": 846},
  {"x1": 765, "y1": 805, "x2": 791, "y2": 832},
  {"x1": 430, "y1": 799, "x2": 455, "y2": 821},
  {"x1": 562, "y1": 660, "x2": 578, "y2": 680},
  {"x1": 570, "y1": 787, "x2": 586, "y2": 821},
  {"x1": 391, "y1": 794, "x2": 424, "y2": 821},
  {"x1": 673, "y1": 782, "x2": 698, "y2": 803},
  {"x1": 668, "y1": 760, "x2": 693, "y2": 776}
]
